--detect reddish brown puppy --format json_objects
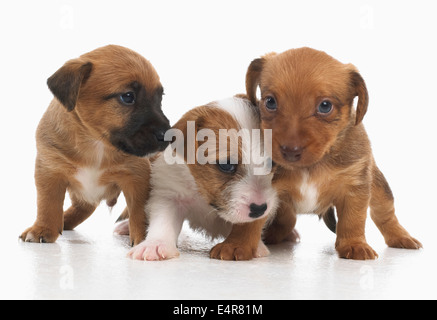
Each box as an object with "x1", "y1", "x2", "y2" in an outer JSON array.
[
  {"x1": 20, "y1": 45, "x2": 170, "y2": 246},
  {"x1": 241, "y1": 47, "x2": 421, "y2": 260}
]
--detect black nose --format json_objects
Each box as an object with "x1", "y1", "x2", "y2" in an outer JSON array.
[
  {"x1": 154, "y1": 128, "x2": 167, "y2": 142},
  {"x1": 249, "y1": 203, "x2": 268, "y2": 219},
  {"x1": 281, "y1": 145, "x2": 303, "y2": 162}
]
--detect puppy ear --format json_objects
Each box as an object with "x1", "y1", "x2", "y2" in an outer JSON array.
[
  {"x1": 47, "y1": 59, "x2": 93, "y2": 112},
  {"x1": 171, "y1": 110, "x2": 203, "y2": 163},
  {"x1": 246, "y1": 58, "x2": 265, "y2": 106},
  {"x1": 349, "y1": 69, "x2": 369, "y2": 125},
  {"x1": 246, "y1": 53, "x2": 277, "y2": 106}
]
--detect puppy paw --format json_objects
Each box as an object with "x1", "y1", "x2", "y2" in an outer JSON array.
[
  {"x1": 129, "y1": 232, "x2": 147, "y2": 247},
  {"x1": 386, "y1": 236, "x2": 423, "y2": 249},
  {"x1": 254, "y1": 241, "x2": 270, "y2": 258},
  {"x1": 210, "y1": 242, "x2": 256, "y2": 261},
  {"x1": 127, "y1": 241, "x2": 180, "y2": 261},
  {"x1": 20, "y1": 225, "x2": 60, "y2": 243},
  {"x1": 284, "y1": 229, "x2": 301, "y2": 243},
  {"x1": 336, "y1": 240, "x2": 378, "y2": 260},
  {"x1": 113, "y1": 220, "x2": 130, "y2": 236}
]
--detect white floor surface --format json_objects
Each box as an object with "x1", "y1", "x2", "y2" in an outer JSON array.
[{"x1": 1, "y1": 206, "x2": 435, "y2": 300}]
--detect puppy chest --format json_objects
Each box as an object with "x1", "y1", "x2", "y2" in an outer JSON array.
[
  {"x1": 73, "y1": 167, "x2": 107, "y2": 205},
  {"x1": 294, "y1": 174, "x2": 320, "y2": 214}
]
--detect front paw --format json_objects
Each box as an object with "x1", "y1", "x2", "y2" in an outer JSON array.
[
  {"x1": 336, "y1": 239, "x2": 378, "y2": 260},
  {"x1": 20, "y1": 225, "x2": 60, "y2": 243},
  {"x1": 210, "y1": 241, "x2": 257, "y2": 261},
  {"x1": 129, "y1": 231, "x2": 147, "y2": 247},
  {"x1": 386, "y1": 236, "x2": 423, "y2": 249},
  {"x1": 127, "y1": 240, "x2": 180, "y2": 261}
]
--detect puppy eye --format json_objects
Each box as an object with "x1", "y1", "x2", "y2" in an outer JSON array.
[
  {"x1": 217, "y1": 162, "x2": 238, "y2": 174},
  {"x1": 265, "y1": 96, "x2": 277, "y2": 111},
  {"x1": 120, "y1": 92, "x2": 136, "y2": 106},
  {"x1": 318, "y1": 100, "x2": 333, "y2": 114}
]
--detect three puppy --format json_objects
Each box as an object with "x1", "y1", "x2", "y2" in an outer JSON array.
[
  {"x1": 22, "y1": 45, "x2": 421, "y2": 261},
  {"x1": 20, "y1": 45, "x2": 170, "y2": 246}
]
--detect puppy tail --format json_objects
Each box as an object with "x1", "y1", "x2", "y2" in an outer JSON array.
[{"x1": 320, "y1": 207, "x2": 337, "y2": 234}]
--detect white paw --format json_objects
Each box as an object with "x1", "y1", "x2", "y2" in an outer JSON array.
[
  {"x1": 113, "y1": 220, "x2": 130, "y2": 235},
  {"x1": 127, "y1": 240, "x2": 180, "y2": 261},
  {"x1": 254, "y1": 240, "x2": 270, "y2": 258}
]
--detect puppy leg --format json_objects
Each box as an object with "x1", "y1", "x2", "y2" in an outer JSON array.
[
  {"x1": 370, "y1": 166, "x2": 422, "y2": 249},
  {"x1": 20, "y1": 165, "x2": 66, "y2": 243},
  {"x1": 124, "y1": 194, "x2": 148, "y2": 246},
  {"x1": 117, "y1": 172, "x2": 150, "y2": 246},
  {"x1": 263, "y1": 195, "x2": 298, "y2": 244},
  {"x1": 335, "y1": 191, "x2": 378, "y2": 260},
  {"x1": 63, "y1": 199, "x2": 96, "y2": 230},
  {"x1": 128, "y1": 202, "x2": 183, "y2": 261},
  {"x1": 210, "y1": 217, "x2": 268, "y2": 261}
]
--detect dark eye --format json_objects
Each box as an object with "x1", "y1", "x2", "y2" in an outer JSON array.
[
  {"x1": 217, "y1": 162, "x2": 237, "y2": 174},
  {"x1": 265, "y1": 96, "x2": 277, "y2": 111},
  {"x1": 120, "y1": 92, "x2": 136, "y2": 106},
  {"x1": 318, "y1": 100, "x2": 333, "y2": 114}
]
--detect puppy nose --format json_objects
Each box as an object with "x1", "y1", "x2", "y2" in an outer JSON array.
[
  {"x1": 154, "y1": 129, "x2": 167, "y2": 142},
  {"x1": 281, "y1": 145, "x2": 303, "y2": 162},
  {"x1": 249, "y1": 203, "x2": 268, "y2": 219}
]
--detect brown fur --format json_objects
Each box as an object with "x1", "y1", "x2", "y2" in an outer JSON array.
[
  {"x1": 20, "y1": 45, "x2": 170, "y2": 246},
  {"x1": 242, "y1": 47, "x2": 421, "y2": 260}
]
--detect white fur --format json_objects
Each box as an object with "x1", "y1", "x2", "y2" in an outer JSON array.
[
  {"x1": 74, "y1": 167, "x2": 106, "y2": 206},
  {"x1": 295, "y1": 170, "x2": 319, "y2": 214},
  {"x1": 128, "y1": 97, "x2": 278, "y2": 261},
  {"x1": 73, "y1": 141, "x2": 107, "y2": 206},
  {"x1": 214, "y1": 97, "x2": 259, "y2": 166}
]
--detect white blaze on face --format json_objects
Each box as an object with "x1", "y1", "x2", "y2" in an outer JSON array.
[{"x1": 214, "y1": 97, "x2": 278, "y2": 224}]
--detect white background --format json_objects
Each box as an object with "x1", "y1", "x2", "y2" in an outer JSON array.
[{"x1": 1, "y1": 0, "x2": 436, "y2": 297}]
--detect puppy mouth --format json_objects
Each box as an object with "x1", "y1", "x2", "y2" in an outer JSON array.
[
  {"x1": 274, "y1": 145, "x2": 320, "y2": 168},
  {"x1": 110, "y1": 125, "x2": 171, "y2": 157},
  {"x1": 211, "y1": 201, "x2": 270, "y2": 224},
  {"x1": 116, "y1": 139, "x2": 169, "y2": 157}
]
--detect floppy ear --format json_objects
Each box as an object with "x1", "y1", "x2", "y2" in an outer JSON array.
[
  {"x1": 349, "y1": 70, "x2": 369, "y2": 125},
  {"x1": 47, "y1": 59, "x2": 93, "y2": 111},
  {"x1": 245, "y1": 58, "x2": 265, "y2": 106},
  {"x1": 171, "y1": 109, "x2": 204, "y2": 163}
]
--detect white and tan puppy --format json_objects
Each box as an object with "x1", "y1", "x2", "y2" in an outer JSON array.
[{"x1": 127, "y1": 96, "x2": 278, "y2": 261}]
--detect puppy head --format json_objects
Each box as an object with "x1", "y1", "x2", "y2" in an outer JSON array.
[
  {"x1": 246, "y1": 47, "x2": 369, "y2": 169},
  {"x1": 170, "y1": 97, "x2": 278, "y2": 224},
  {"x1": 47, "y1": 45, "x2": 170, "y2": 157}
]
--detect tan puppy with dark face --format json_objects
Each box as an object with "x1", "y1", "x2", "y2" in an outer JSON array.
[
  {"x1": 241, "y1": 47, "x2": 422, "y2": 260},
  {"x1": 20, "y1": 45, "x2": 170, "y2": 246}
]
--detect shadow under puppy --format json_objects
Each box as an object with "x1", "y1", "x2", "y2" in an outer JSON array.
[
  {"x1": 240, "y1": 47, "x2": 422, "y2": 260},
  {"x1": 127, "y1": 97, "x2": 278, "y2": 261},
  {"x1": 20, "y1": 45, "x2": 170, "y2": 246}
]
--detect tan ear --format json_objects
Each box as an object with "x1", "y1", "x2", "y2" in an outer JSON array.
[
  {"x1": 349, "y1": 69, "x2": 369, "y2": 125},
  {"x1": 171, "y1": 109, "x2": 204, "y2": 163},
  {"x1": 47, "y1": 59, "x2": 93, "y2": 111},
  {"x1": 246, "y1": 53, "x2": 277, "y2": 106},
  {"x1": 245, "y1": 58, "x2": 265, "y2": 106}
]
